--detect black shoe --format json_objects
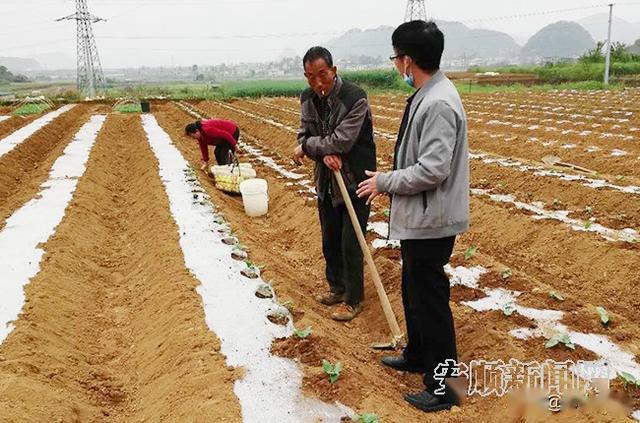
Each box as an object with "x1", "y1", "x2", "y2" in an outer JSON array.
[
  {"x1": 404, "y1": 389, "x2": 458, "y2": 413},
  {"x1": 381, "y1": 355, "x2": 425, "y2": 373}
]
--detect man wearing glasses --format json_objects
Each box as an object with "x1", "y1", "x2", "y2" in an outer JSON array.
[
  {"x1": 357, "y1": 21, "x2": 469, "y2": 412},
  {"x1": 293, "y1": 46, "x2": 376, "y2": 322}
]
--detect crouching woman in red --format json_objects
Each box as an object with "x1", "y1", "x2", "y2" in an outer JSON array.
[{"x1": 185, "y1": 119, "x2": 241, "y2": 172}]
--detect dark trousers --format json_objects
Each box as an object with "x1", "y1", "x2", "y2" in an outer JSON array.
[
  {"x1": 214, "y1": 128, "x2": 240, "y2": 165},
  {"x1": 318, "y1": 194, "x2": 369, "y2": 306},
  {"x1": 400, "y1": 236, "x2": 457, "y2": 389}
]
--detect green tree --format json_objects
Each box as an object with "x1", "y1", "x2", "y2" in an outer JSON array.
[{"x1": 579, "y1": 41, "x2": 605, "y2": 63}]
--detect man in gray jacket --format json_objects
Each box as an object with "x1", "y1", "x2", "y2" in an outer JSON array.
[
  {"x1": 294, "y1": 46, "x2": 376, "y2": 321},
  {"x1": 357, "y1": 21, "x2": 469, "y2": 412}
]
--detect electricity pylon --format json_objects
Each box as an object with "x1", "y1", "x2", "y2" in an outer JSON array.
[
  {"x1": 405, "y1": 0, "x2": 427, "y2": 21},
  {"x1": 57, "y1": 0, "x2": 106, "y2": 98}
]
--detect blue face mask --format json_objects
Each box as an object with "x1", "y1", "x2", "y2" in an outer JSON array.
[
  {"x1": 402, "y1": 62, "x2": 415, "y2": 88},
  {"x1": 403, "y1": 72, "x2": 415, "y2": 88}
]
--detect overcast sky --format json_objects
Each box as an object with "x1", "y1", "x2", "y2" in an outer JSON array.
[{"x1": 1, "y1": 0, "x2": 639, "y2": 68}]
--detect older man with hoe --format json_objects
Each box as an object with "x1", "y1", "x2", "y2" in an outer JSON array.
[{"x1": 293, "y1": 46, "x2": 376, "y2": 322}]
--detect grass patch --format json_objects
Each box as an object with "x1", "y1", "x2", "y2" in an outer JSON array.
[
  {"x1": 220, "y1": 79, "x2": 307, "y2": 98},
  {"x1": 13, "y1": 103, "x2": 50, "y2": 115},
  {"x1": 470, "y1": 62, "x2": 640, "y2": 83},
  {"x1": 218, "y1": 69, "x2": 406, "y2": 99},
  {"x1": 114, "y1": 103, "x2": 143, "y2": 113},
  {"x1": 342, "y1": 69, "x2": 406, "y2": 91},
  {"x1": 455, "y1": 80, "x2": 625, "y2": 95},
  {"x1": 103, "y1": 82, "x2": 221, "y2": 101}
]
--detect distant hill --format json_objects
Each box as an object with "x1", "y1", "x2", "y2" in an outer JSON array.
[
  {"x1": 578, "y1": 13, "x2": 640, "y2": 44},
  {"x1": 628, "y1": 39, "x2": 640, "y2": 54},
  {"x1": 31, "y1": 52, "x2": 75, "y2": 70},
  {"x1": 521, "y1": 21, "x2": 595, "y2": 58},
  {"x1": 0, "y1": 57, "x2": 41, "y2": 73},
  {"x1": 326, "y1": 21, "x2": 520, "y2": 62},
  {"x1": 326, "y1": 26, "x2": 393, "y2": 61}
]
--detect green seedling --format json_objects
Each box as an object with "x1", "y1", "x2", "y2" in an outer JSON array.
[
  {"x1": 293, "y1": 326, "x2": 312, "y2": 339},
  {"x1": 502, "y1": 303, "x2": 516, "y2": 316},
  {"x1": 501, "y1": 268, "x2": 512, "y2": 279},
  {"x1": 279, "y1": 300, "x2": 294, "y2": 312},
  {"x1": 617, "y1": 371, "x2": 640, "y2": 390},
  {"x1": 549, "y1": 291, "x2": 565, "y2": 302},
  {"x1": 596, "y1": 306, "x2": 610, "y2": 326},
  {"x1": 585, "y1": 205, "x2": 593, "y2": 215},
  {"x1": 245, "y1": 260, "x2": 258, "y2": 271},
  {"x1": 244, "y1": 260, "x2": 264, "y2": 272},
  {"x1": 322, "y1": 359, "x2": 343, "y2": 384},
  {"x1": 353, "y1": 412, "x2": 380, "y2": 423},
  {"x1": 464, "y1": 246, "x2": 478, "y2": 261},
  {"x1": 382, "y1": 209, "x2": 390, "y2": 218},
  {"x1": 552, "y1": 198, "x2": 561, "y2": 206},
  {"x1": 584, "y1": 220, "x2": 593, "y2": 229},
  {"x1": 545, "y1": 333, "x2": 575, "y2": 350}
]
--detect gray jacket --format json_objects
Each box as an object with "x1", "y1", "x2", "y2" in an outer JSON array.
[{"x1": 376, "y1": 71, "x2": 469, "y2": 240}]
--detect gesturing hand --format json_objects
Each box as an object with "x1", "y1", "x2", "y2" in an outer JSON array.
[{"x1": 356, "y1": 170, "x2": 381, "y2": 205}]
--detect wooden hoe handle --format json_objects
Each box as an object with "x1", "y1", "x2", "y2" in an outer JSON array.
[{"x1": 333, "y1": 170, "x2": 404, "y2": 343}]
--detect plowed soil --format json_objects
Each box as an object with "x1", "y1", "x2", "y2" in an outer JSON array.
[
  {"x1": 0, "y1": 113, "x2": 241, "y2": 422},
  {"x1": 1, "y1": 87, "x2": 638, "y2": 422}
]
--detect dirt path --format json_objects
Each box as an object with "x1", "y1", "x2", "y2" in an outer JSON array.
[
  {"x1": 0, "y1": 105, "x2": 92, "y2": 229},
  {"x1": 0, "y1": 113, "x2": 241, "y2": 422}
]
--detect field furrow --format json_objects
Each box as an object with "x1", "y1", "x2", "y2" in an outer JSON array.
[
  {"x1": 0, "y1": 104, "x2": 93, "y2": 229},
  {"x1": 0, "y1": 113, "x2": 242, "y2": 422}
]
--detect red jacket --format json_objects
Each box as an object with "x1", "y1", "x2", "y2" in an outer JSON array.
[{"x1": 198, "y1": 119, "x2": 238, "y2": 162}]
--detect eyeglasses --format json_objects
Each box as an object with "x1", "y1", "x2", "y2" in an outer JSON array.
[{"x1": 389, "y1": 54, "x2": 405, "y2": 62}]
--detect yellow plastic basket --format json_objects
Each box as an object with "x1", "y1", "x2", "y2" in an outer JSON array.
[{"x1": 212, "y1": 160, "x2": 256, "y2": 194}]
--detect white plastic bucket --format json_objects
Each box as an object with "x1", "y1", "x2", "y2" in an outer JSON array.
[{"x1": 239, "y1": 178, "x2": 268, "y2": 217}]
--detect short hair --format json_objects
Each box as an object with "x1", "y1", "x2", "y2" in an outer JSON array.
[
  {"x1": 185, "y1": 121, "x2": 202, "y2": 135},
  {"x1": 392, "y1": 20, "x2": 444, "y2": 72},
  {"x1": 303, "y1": 46, "x2": 333, "y2": 68}
]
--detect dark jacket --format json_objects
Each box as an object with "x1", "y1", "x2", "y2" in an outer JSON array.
[{"x1": 297, "y1": 76, "x2": 376, "y2": 206}]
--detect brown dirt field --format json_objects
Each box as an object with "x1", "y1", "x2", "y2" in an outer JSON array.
[
  {"x1": 220, "y1": 98, "x2": 640, "y2": 192},
  {"x1": 0, "y1": 104, "x2": 94, "y2": 229},
  {"x1": 1, "y1": 88, "x2": 638, "y2": 421},
  {"x1": 0, "y1": 115, "x2": 39, "y2": 139},
  {"x1": 156, "y1": 101, "x2": 637, "y2": 421},
  {"x1": 196, "y1": 99, "x2": 640, "y2": 341},
  {"x1": 0, "y1": 113, "x2": 242, "y2": 422}
]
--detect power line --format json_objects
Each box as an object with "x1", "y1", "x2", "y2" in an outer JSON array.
[
  {"x1": 0, "y1": 38, "x2": 74, "y2": 52},
  {"x1": 459, "y1": 4, "x2": 614, "y2": 24},
  {"x1": 96, "y1": 30, "x2": 345, "y2": 40}
]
